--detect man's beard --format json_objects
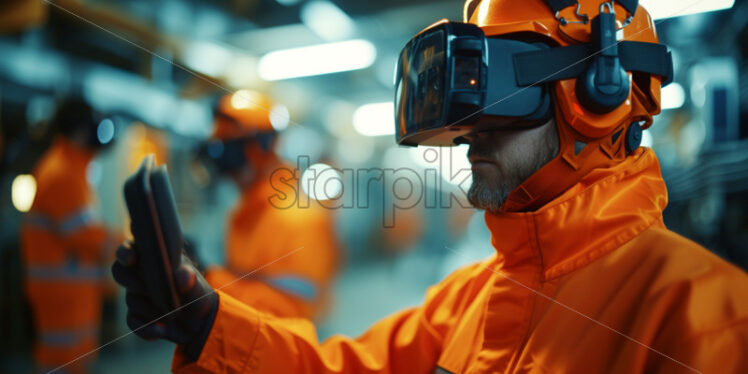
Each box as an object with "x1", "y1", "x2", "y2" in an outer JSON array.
[
  {"x1": 467, "y1": 171, "x2": 517, "y2": 213},
  {"x1": 467, "y1": 124, "x2": 559, "y2": 213}
]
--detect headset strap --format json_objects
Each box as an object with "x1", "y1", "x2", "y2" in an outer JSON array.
[
  {"x1": 619, "y1": 41, "x2": 672, "y2": 85},
  {"x1": 513, "y1": 41, "x2": 673, "y2": 87},
  {"x1": 542, "y1": 0, "x2": 638, "y2": 15},
  {"x1": 614, "y1": 0, "x2": 639, "y2": 16},
  {"x1": 543, "y1": 0, "x2": 578, "y2": 13}
]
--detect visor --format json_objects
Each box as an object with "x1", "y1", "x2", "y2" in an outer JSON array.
[
  {"x1": 198, "y1": 132, "x2": 275, "y2": 174},
  {"x1": 395, "y1": 20, "x2": 552, "y2": 146},
  {"x1": 200, "y1": 138, "x2": 248, "y2": 174}
]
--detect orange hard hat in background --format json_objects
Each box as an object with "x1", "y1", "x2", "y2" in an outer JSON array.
[
  {"x1": 195, "y1": 89, "x2": 287, "y2": 177},
  {"x1": 213, "y1": 89, "x2": 279, "y2": 141}
]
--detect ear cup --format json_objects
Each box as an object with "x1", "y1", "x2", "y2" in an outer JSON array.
[
  {"x1": 575, "y1": 58, "x2": 630, "y2": 114},
  {"x1": 625, "y1": 122, "x2": 643, "y2": 154}
]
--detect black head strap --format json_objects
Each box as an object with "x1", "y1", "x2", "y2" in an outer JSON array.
[
  {"x1": 614, "y1": 0, "x2": 639, "y2": 16},
  {"x1": 513, "y1": 41, "x2": 673, "y2": 87},
  {"x1": 542, "y1": 0, "x2": 638, "y2": 16},
  {"x1": 543, "y1": 0, "x2": 578, "y2": 13}
]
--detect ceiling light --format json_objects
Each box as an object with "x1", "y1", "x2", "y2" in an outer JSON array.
[
  {"x1": 661, "y1": 82, "x2": 686, "y2": 110},
  {"x1": 301, "y1": 163, "x2": 343, "y2": 201},
  {"x1": 270, "y1": 104, "x2": 290, "y2": 131},
  {"x1": 183, "y1": 41, "x2": 234, "y2": 77},
  {"x1": 640, "y1": 0, "x2": 734, "y2": 20},
  {"x1": 258, "y1": 39, "x2": 376, "y2": 81},
  {"x1": 300, "y1": 1, "x2": 356, "y2": 41},
  {"x1": 352, "y1": 102, "x2": 395, "y2": 137},
  {"x1": 12, "y1": 174, "x2": 36, "y2": 212}
]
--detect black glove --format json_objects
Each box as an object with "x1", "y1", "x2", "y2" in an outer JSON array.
[
  {"x1": 111, "y1": 240, "x2": 218, "y2": 360},
  {"x1": 182, "y1": 236, "x2": 205, "y2": 273}
]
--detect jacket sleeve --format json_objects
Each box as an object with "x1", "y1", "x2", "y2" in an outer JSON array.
[
  {"x1": 172, "y1": 265, "x2": 474, "y2": 374},
  {"x1": 652, "y1": 320, "x2": 748, "y2": 374}
]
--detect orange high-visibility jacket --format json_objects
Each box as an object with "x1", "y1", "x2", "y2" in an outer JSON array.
[
  {"x1": 20, "y1": 137, "x2": 116, "y2": 373},
  {"x1": 173, "y1": 149, "x2": 748, "y2": 374},
  {"x1": 204, "y1": 166, "x2": 339, "y2": 320}
]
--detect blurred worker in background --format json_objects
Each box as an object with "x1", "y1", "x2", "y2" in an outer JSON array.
[
  {"x1": 196, "y1": 89, "x2": 339, "y2": 320},
  {"x1": 20, "y1": 98, "x2": 119, "y2": 374},
  {"x1": 112, "y1": 1, "x2": 748, "y2": 372}
]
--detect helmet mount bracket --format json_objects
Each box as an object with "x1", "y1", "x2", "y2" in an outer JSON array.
[
  {"x1": 574, "y1": 2, "x2": 630, "y2": 114},
  {"x1": 555, "y1": 2, "x2": 589, "y2": 26}
]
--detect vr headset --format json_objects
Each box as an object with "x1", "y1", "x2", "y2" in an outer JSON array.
[
  {"x1": 199, "y1": 132, "x2": 276, "y2": 174},
  {"x1": 394, "y1": 18, "x2": 673, "y2": 146}
]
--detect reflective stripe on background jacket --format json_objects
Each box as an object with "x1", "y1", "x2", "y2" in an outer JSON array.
[
  {"x1": 20, "y1": 137, "x2": 114, "y2": 373},
  {"x1": 173, "y1": 149, "x2": 748, "y2": 373},
  {"x1": 204, "y1": 165, "x2": 339, "y2": 320}
]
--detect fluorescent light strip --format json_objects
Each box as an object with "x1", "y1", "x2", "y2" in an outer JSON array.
[
  {"x1": 353, "y1": 102, "x2": 395, "y2": 137},
  {"x1": 640, "y1": 0, "x2": 735, "y2": 20},
  {"x1": 258, "y1": 39, "x2": 376, "y2": 81},
  {"x1": 301, "y1": 1, "x2": 356, "y2": 41},
  {"x1": 183, "y1": 41, "x2": 234, "y2": 77}
]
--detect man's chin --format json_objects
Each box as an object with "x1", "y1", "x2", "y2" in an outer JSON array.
[{"x1": 467, "y1": 181, "x2": 507, "y2": 213}]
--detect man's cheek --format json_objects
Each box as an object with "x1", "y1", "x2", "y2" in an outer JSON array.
[{"x1": 472, "y1": 164, "x2": 500, "y2": 183}]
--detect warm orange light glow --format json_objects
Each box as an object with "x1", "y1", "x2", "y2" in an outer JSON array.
[{"x1": 469, "y1": 79, "x2": 477, "y2": 85}]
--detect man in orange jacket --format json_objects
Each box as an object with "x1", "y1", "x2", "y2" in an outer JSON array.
[
  {"x1": 197, "y1": 90, "x2": 338, "y2": 320},
  {"x1": 21, "y1": 99, "x2": 118, "y2": 374},
  {"x1": 112, "y1": 1, "x2": 748, "y2": 373}
]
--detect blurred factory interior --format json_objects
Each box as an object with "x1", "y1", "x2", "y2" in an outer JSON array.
[{"x1": 1, "y1": 0, "x2": 747, "y2": 372}]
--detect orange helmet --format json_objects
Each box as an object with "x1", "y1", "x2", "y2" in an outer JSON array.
[
  {"x1": 466, "y1": 0, "x2": 663, "y2": 137},
  {"x1": 213, "y1": 89, "x2": 279, "y2": 141},
  {"x1": 204, "y1": 90, "x2": 284, "y2": 174},
  {"x1": 461, "y1": 0, "x2": 670, "y2": 211}
]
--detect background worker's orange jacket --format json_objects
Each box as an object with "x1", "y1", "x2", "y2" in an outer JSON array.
[
  {"x1": 173, "y1": 149, "x2": 748, "y2": 374},
  {"x1": 20, "y1": 137, "x2": 117, "y2": 374},
  {"x1": 204, "y1": 165, "x2": 339, "y2": 320}
]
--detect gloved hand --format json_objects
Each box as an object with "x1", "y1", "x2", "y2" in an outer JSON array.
[
  {"x1": 111, "y1": 240, "x2": 218, "y2": 360},
  {"x1": 182, "y1": 237, "x2": 205, "y2": 273}
]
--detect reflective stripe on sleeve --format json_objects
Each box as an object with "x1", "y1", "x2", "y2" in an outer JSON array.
[
  {"x1": 24, "y1": 213, "x2": 57, "y2": 232},
  {"x1": 24, "y1": 207, "x2": 98, "y2": 236},
  {"x1": 59, "y1": 208, "x2": 97, "y2": 235},
  {"x1": 39, "y1": 324, "x2": 99, "y2": 347},
  {"x1": 27, "y1": 260, "x2": 105, "y2": 282}
]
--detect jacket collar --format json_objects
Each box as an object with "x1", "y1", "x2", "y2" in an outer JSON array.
[{"x1": 484, "y1": 148, "x2": 668, "y2": 279}]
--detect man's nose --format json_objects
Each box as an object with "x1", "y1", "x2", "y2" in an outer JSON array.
[{"x1": 462, "y1": 131, "x2": 489, "y2": 144}]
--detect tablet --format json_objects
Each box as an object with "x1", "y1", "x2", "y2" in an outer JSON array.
[{"x1": 123, "y1": 155, "x2": 182, "y2": 314}]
